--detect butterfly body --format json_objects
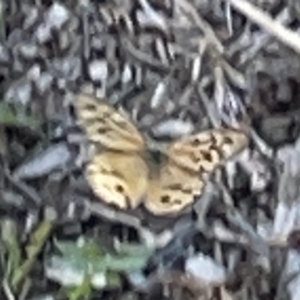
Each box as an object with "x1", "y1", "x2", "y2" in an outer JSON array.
[{"x1": 75, "y1": 93, "x2": 249, "y2": 216}]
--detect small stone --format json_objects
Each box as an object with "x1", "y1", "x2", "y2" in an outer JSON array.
[
  {"x1": 88, "y1": 60, "x2": 108, "y2": 82},
  {"x1": 27, "y1": 65, "x2": 41, "y2": 81},
  {"x1": 5, "y1": 81, "x2": 32, "y2": 106},
  {"x1": 36, "y1": 73, "x2": 53, "y2": 93},
  {"x1": 24, "y1": 6, "x2": 39, "y2": 29},
  {"x1": 122, "y1": 64, "x2": 132, "y2": 84},
  {"x1": 52, "y1": 57, "x2": 81, "y2": 80},
  {"x1": 152, "y1": 119, "x2": 194, "y2": 138},
  {"x1": 19, "y1": 43, "x2": 39, "y2": 59},
  {"x1": 0, "y1": 44, "x2": 10, "y2": 62},
  {"x1": 35, "y1": 23, "x2": 51, "y2": 43},
  {"x1": 46, "y1": 2, "x2": 70, "y2": 29},
  {"x1": 35, "y1": 3, "x2": 70, "y2": 43},
  {"x1": 186, "y1": 253, "x2": 227, "y2": 283}
]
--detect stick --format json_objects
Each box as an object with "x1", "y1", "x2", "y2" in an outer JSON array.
[{"x1": 225, "y1": 0, "x2": 300, "y2": 55}]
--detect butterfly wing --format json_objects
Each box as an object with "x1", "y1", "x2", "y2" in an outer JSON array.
[
  {"x1": 75, "y1": 93, "x2": 148, "y2": 209},
  {"x1": 86, "y1": 152, "x2": 148, "y2": 209},
  {"x1": 145, "y1": 163, "x2": 204, "y2": 215},
  {"x1": 144, "y1": 128, "x2": 248, "y2": 216},
  {"x1": 74, "y1": 93, "x2": 145, "y2": 151},
  {"x1": 167, "y1": 128, "x2": 249, "y2": 173}
]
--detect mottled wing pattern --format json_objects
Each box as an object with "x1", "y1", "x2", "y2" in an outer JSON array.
[
  {"x1": 86, "y1": 152, "x2": 148, "y2": 209},
  {"x1": 167, "y1": 128, "x2": 249, "y2": 173},
  {"x1": 144, "y1": 128, "x2": 249, "y2": 215},
  {"x1": 75, "y1": 93, "x2": 145, "y2": 151},
  {"x1": 144, "y1": 162, "x2": 204, "y2": 215},
  {"x1": 74, "y1": 93, "x2": 148, "y2": 209},
  {"x1": 75, "y1": 93, "x2": 249, "y2": 215}
]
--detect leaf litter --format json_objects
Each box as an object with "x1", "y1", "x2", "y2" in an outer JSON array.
[{"x1": 2, "y1": 0, "x2": 300, "y2": 299}]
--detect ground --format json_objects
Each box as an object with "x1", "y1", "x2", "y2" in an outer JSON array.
[{"x1": 1, "y1": 0, "x2": 300, "y2": 299}]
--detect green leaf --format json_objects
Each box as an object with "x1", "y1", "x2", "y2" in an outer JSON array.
[
  {"x1": 0, "y1": 219, "x2": 21, "y2": 282},
  {"x1": 55, "y1": 237, "x2": 105, "y2": 261},
  {"x1": 63, "y1": 275, "x2": 93, "y2": 300},
  {"x1": 12, "y1": 220, "x2": 53, "y2": 290},
  {"x1": 46, "y1": 237, "x2": 152, "y2": 290},
  {"x1": 0, "y1": 102, "x2": 41, "y2": 130}
]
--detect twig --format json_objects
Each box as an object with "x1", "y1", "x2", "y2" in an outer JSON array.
[
  {"x1": 86, "y1": 201, "x2": 142, "y2": 229},
  {"x1": 238, "y1": 8, "x2": 291, "y2": 66},
  {"x1": 224, "y1": 0, "x2": 300, "y2": 55},
  {"x1": 121, "y1": 38, "x2": 170, "y2": 72},
  {"x1": 2, "y1": 279, "x2": 15, "y2": 300},
  {"x1": 197, "y1": 83, "x2": 222, "y2": 128},
  {"x1": 218, "y1": 57, "x2": 246, "y2": 89},
  {"x1": 220, "y1": 182, "x2": 270, "y2": 256},
  {"x1": 175, "y1": 0, "x2": 224, "y2": 54},
  {"x1": 12, "y1": 220, "x2": 53, "y2": 291},
  {"x1": 4, "y1": 170, "x2": 42, "y2": 206}
]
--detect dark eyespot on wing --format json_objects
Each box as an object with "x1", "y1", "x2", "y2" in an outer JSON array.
[
  {"x1": 190, "y1": 138, "x2": 201, "y2": 146},
  {"x1": 114, "y1": 185, "x2": 132, "y2": 208},
  {"x1": 95, "y1": 117, "x2": 106, "y2": 124},
  {"x1": 167, "y1": 184, "x2": 192, "y2": 195},
  {"x1": 97, "y1": 127, "x2": 108, "y2": 134},
  {"x1": 161, "y1": 195, "x2": 170, "y2": 203},
  {"x1": 210, "y1": 133, "x2": 217, "y2": 145},
  {"x1": 115, "y1": 185, "x2": 124, "y2": 193},
  {"x1": 223, "y1": 136, "x2": 234, "y2": 145},
  {"x1": 167, "y1": 184, "x2": 184, "y2": 191},
  {"x1": 174, "y1": 199, "x2": 182, "y2": 204},
  {"x1": 181, "y1": 188, "x2": 193, "y2": 194},
  {"x1": 116, "y1": 120, "x2": 131, "y2": 129},
  {"x1": 208, "y1": 145, "x2": 223, "y2": 160},
  {"x1": 83, "y1": 104, "x2": 97, "y2": 111},
  {"x1": 189, "y1": 152, "x2": 201, "y2": 164},
  {"x1": 200, "y1": 150, "x2": 212, "y2": 162}
]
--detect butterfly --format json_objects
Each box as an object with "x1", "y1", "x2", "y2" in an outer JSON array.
[{"x1": 74, "y1": 93, "x2": 249, "y2": 216}]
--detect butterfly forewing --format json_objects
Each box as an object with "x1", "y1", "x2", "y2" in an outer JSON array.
[
  {"x1": 167, "y1": 128, "x2": 248, "y2": 173},
  {"x1": 75, "y1": 93, "x2": 145, "y2": 151}
]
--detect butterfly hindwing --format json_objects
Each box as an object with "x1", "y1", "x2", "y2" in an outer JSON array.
[
  {"x1": 86, "y1": 152, "x2": 148, "y2": 209},
  {"x1": 145, "y1": 162, "x2": 204, "y2": 215}
]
